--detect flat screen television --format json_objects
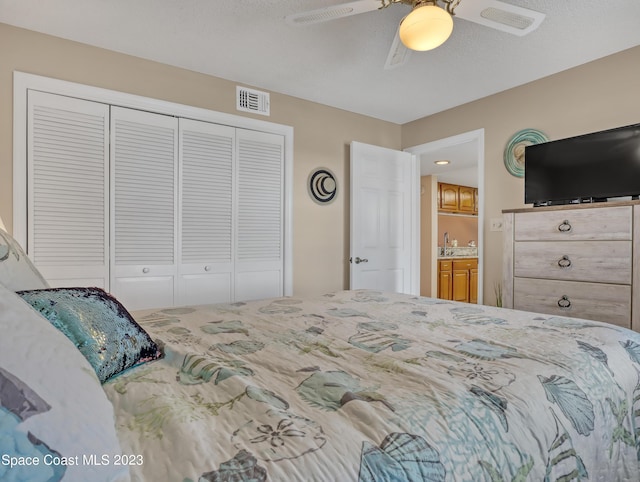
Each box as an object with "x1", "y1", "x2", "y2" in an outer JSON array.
[{"x1": 524, "y1": 123, "x2": 640, "y2": 206}]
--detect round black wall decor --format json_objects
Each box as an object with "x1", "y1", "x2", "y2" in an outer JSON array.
[{"x1": 308, "y1": 168, "x2": 337, "y2": 204}]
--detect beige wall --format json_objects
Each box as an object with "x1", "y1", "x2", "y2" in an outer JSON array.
[
  {"x1": 2, "y1": 23, "x2": 639, "y2": 302},
  {"x1": 420, "y1": 176, "x2": 437, "y2": 297},
  {"x1": 0, "y1": 23, "x2": 401, "y2": 298},
  {"x1": 438, "y1": 215, "x2": 478, "y2": 249},
  {"x1": 403, "y1": 45, "x2": 640, "y2": 304}
]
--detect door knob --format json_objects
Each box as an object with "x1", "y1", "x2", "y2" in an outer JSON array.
[{"x1": 355, "y1": 257, "x2": 369, "y2": 264}]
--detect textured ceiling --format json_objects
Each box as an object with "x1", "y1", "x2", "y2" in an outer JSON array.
[{"x1": 1, "y1": 0, "x2": 639, "y2": 124}]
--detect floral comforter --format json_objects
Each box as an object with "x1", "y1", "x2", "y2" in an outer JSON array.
[{"x1": 103, "y1": 290, "x2": 640, "y2": 481}]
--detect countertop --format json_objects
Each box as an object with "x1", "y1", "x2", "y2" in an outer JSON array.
[
  {"x1": 438, "y1": 247, "x2": 478, "y2": 259},
  {"x1": 438, "y1": 255, "x2": 479, "y2": 260}
]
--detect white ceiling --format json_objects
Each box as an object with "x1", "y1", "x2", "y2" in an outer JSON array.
[
  {"x1": 1, "y1": 0, "x2": 639, "y2": 125},
  {"x1": 419, "y1": 139, "x2": 479, "y2": 177}
]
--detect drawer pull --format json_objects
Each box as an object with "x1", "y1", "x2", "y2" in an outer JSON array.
[
  {"x1": 557, "y1": 255, "x2": 572, "y2": 268},
  {"x1": 557, "y1": 295, "x2": 571, "y2": 309},
  {"x1": 142, "y1": 267, "x2": 150, "y2": 274},
  {"x1": 558, "y1": 220, "x2": 572, "y2": 233}
]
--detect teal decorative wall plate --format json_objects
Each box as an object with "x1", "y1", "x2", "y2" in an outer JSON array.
[{"x1": 504, "y1": 128, "x2": 549, "y2": 178}]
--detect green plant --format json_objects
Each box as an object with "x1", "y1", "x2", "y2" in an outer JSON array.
[{"x1": 494, "y1": 281, "x2": 503, "y2": 308}]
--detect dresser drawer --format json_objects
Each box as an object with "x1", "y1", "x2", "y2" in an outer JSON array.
[
  {"x1": 514, "y1": 240, "x2": 632, "y2": 284},
  {"x1": 514, "y1": 206, "x2": 632, "y2": 241},
  {"x1": 513, "y1": 277, "x2": 631, "y2": 328}
]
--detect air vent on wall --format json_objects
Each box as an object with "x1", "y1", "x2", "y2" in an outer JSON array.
[{"x1": 237, "y1": 86, "x2": 270, "y2": 116}]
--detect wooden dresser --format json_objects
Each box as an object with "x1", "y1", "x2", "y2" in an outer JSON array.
[{"x1": 502, "y1": 201, "x2": 640, "y2": 331}]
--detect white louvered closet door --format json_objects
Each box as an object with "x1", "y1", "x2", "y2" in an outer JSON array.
[
  {"x1": 235, "y1": 129, "x2": 285, "y2": 301},
  {"x1": 27, "y1": 91, "x2": 109, "y2": 288},
  {"x1": 110, "y1": 107, "x2": 178, "y2": 310},
  {"x1": 178, "y1": 119, "x2": 235, "y2": 306}
]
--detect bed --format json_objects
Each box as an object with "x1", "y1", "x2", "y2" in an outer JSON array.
[{"x1": 2, "y1": 227, "x2": 640, "y2": 482}]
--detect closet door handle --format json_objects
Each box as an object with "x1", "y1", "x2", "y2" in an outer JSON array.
[
  {"x1": 557, "y1": 295, "x2": 571, "y2": 309},
  {"x1": 557, "y1": 255, "x2": 572, "y2": 268},
  {"x1": 558, "y1": 220, "x2": 572, "y2": 233}
]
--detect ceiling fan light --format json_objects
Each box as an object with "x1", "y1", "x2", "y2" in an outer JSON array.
[{"x1": 399, "y1": 5, "x2": 454, "y2": 51}]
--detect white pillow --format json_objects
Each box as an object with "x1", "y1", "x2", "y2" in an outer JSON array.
[
  {"x1": 0, "y1": 283, "x2": 129, "y2": 482},
  {"x1": 0, "y1": 228, "x2": 49, "y2": 291}
]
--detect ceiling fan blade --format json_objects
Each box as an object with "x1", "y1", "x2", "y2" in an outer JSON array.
[
  {"x1": 285, "y1": 0, "x2": 381, "y2": 26},
  {"x1": 454, "y1": 0, "x2": 545, "y2": 36},
  {"x1": 384, "y1": 27, "x2": 411, "y2": 70}
]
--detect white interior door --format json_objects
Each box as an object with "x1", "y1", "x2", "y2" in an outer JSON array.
[{"x1": 350, "y1": 141, "x2": 417, "y2": 294}]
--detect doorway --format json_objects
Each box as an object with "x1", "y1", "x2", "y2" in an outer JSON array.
[{"x1": 404, "y1": 129, "x2": 484, "y2": 303}]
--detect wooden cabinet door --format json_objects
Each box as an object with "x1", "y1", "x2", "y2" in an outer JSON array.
[
  {"x1": 438, "y1": 260, "x2": 453, "y2": 300},
  {"x1": 438, "y1": 270, "x2": 453, "y2": 300},
  {"x1": 452, "y1": 269, "x2": 470, "y2": 302},
  {"x1": 473, "y1": 188, "x2": 479, "y2": 214},
  {"x1": 458, "y1": 186, "x2": 475, "y2": 213},
  {"x1": 469, "y1": 268, "x2": 478, "y2": 304},
  {"x1": 439, "y1": 183, "x2": 459, "y2": 212}
]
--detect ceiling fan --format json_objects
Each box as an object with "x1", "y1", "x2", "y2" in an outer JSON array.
[{"x1": 285, "y1": 0, "x2": 545, "y2": 70}]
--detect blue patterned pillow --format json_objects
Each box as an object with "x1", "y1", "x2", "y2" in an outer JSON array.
[{"x1": 17, "y1": 287, "x2": 162, "y2": 383}]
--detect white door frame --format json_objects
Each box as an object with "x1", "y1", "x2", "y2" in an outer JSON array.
[{"x1": 404, "y1": 128, "x2": 485, "y2": 304}]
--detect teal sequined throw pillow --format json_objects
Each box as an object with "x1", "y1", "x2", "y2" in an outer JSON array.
[{"x1": 17, "y1": 287, "x2": 162, "y2": 383}]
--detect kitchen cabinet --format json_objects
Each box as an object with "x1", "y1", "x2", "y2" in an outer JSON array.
[
  {"x1": 438, "y1": 183, "x2": 478, "y2": 215},
  {"x1": 473, "y1": 188, "x2": 479, "y2": 215},
  {"x1": 438, "y1": 258, "x2": 478, "y2": 303},
  {"x1": 439, "y1": 183, "x2": 459, "y2": 212},
  {"x1": 458, "y1": 185, "x2": 475, "y2": 213},
  {"x1": 469, "y1": 265, "x2": 478, "y2": 304},
  {"x1": 452, "y1": 268, "x2": 469, "y2": 302},
  {"x1": 438, "y1": 260, "x2": 453, "y2": 300}
]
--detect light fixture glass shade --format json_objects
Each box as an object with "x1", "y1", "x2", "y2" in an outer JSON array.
[{"x1": 399, "y1": 5, "x2": 454, "y2": 51}]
